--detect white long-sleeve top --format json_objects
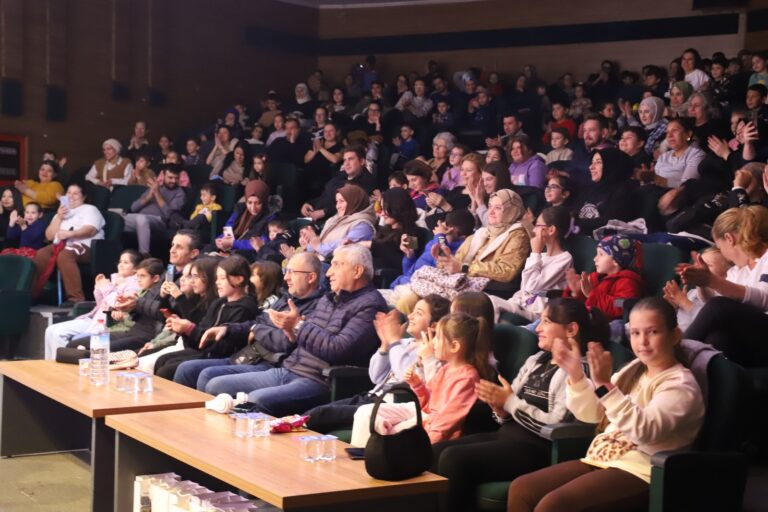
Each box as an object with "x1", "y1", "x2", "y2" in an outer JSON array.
[
  {"x1": 566, "y1": 360, "x2": 704, "y2": 483},
  {"x1": 725, "y1": 249, "x2": 768, "y2": 312},
  {"x1": 494, "y1": 251, "x2": 573, "y2": 321},
  {"x1": 368, "y1": 338, "x2": 418, "y2": 395}
]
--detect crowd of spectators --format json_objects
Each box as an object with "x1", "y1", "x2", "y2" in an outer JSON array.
[{"x1": 3, "y1": 46, "x2": 767, "y2": 511}]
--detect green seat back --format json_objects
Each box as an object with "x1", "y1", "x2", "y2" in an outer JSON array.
[
  {"x1": 640, "y1": 244, "x2": 685, "y2": 296},
  {"x1": 185, "y1": 165, "x2": 213, "y2": 188},
  {"x1": 216, "y1": 184, "x2": 237, "y2": 213},
  {"x1": 563, "y1": 235, "x2": 597, "y2": 274},
  {"x1": 492, "y1": 324, "x2": 540, "y2": 382},
  {"x1": 85, "y1": 185, "x2": 110, "y2": 211},
  {"x1": 109, "y1": 185, "x2": 148, "y2": 211},
  {"x1": 102, "y1": 211, "x2": 125, "y2": 242},
  {"x1": 0, "y1": 255, "x2": 35, "y2": 291}
]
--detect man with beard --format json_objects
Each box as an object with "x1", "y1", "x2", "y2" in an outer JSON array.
[
  {"x1": 568, "y1": 114, "x2": 614, "y2": 184},
  {"x1": 124, "y1": 163, "x2": 187, "y2": 255}
]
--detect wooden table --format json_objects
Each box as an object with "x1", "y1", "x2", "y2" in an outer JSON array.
[
  {"x1": 107, "y1": 408, "x2": 448, "y2": 512},
  {"x1": 0, "y1": 360, "x2": 210, "y2": 511}
]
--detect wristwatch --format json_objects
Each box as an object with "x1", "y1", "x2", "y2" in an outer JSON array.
[
  {"x1": 595, "y1": 385, "x2": 611, "y2": 398},
  {"x1": 293, "y1": 318, "x2": 305, "y2": 337}
]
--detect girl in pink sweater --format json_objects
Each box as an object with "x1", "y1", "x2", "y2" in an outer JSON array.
[{"x1": 351, "y1": 312, "x2": 494, "y2": 446}]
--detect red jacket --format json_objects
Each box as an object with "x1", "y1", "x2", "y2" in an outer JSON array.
[{"x1": 563, "y1": 269, "x2": 644, "y2": 320}]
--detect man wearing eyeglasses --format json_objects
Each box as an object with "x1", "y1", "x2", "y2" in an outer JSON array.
[
  {"x1": 173, "y1": 252, "x2": 324, "y2": 390},
  {"x1": 180, "y1": 245, "x2": 386, "y2": 417}
]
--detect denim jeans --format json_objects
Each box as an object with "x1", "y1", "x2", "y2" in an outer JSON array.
[
  {"x1": 197, "y1": 361, "x2": 273, "y2": 393},
  {"x1": 205, "y1": 367, "x2": 330, "y2": 417},
  {"x1": 173, "y1": 358, "x2": 231, "y2": 389}
]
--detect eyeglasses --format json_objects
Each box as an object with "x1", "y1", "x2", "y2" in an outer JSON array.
[
  {"x1": 534, "y1": 224, "x2": 549, "y2": 228},
  {"x1": 188, "y1": 273, "x2": 200, "y2": 280},
  {"x1": 544, "y1": 184, "x2": 563, "y2": 191},
  {"x1": 283, "y1": 268, "x2": 314, "y2": 276}
]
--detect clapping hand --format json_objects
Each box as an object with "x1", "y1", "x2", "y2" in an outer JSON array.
[
  {"x1": 586, "y1": 342, "x2": 613, "y2": 388},
  {"x1": 551, "y1": 337, "x2": 585, "y2": 383},
  {"x1": 677, "y1": 251, "x2": 712, "y2": 288},
  {"x1": 476, "y1": 376, "x2": 513, "y2": 417},
  {"x1": 663, "y1": 280, "x2": 692, "y2": 311}
]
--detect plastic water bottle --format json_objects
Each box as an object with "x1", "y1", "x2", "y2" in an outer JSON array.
[{"x1": 89, "y1": 318, "x2": 110, "y2": 386}]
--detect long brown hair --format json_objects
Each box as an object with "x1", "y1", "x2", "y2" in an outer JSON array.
[
  {"x1": 435, "y1": 312, "x2": 494, "y2": 380},
  {"x1": 217, "y1": 255, "x2": 256, "y2": 298},
  {"x1": 250, "y1": 260, "x2": 283, "y2": 304}
]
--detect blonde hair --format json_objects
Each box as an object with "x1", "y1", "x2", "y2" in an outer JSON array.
[
  {"x1": 435, "y1": 312, "x2": 494, "y2": 380},
  {"x1": 712, "y1": 206, "x2": 768, "y2": 258},
  {"x1": 461, "y1": 153, "x2": 485, "y2": 173}
]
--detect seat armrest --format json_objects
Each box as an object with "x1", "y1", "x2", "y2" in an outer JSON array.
[
  {"x1": 540, "y1": 422, "x2": 596, "y2": 441},
  {"x1": 651, "y1": 449, "x2": 746, "y2": 468},
  {"x1": 322, "y1": 365, "x2": 370, "y2": 379},
  {"x1": 71, "y1": 301, "x2": 97, "y2": 318}
]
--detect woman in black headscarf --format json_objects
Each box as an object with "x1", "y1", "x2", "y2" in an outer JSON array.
[{"x1": 574, "y1": 147, "x2": 640, "y2": 235}]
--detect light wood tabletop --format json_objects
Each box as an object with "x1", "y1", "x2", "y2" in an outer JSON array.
[
  {"x1": 0, "y1": 360, "x2": 211, "y2": 417},
  {"x1": 107, "y1": 408, "x2": 448, "y2": 510}
]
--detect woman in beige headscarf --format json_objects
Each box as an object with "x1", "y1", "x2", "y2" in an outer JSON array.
[
  {"x1": 394, "y1": 189, "x2": 531, "y2": 313},
  {"x1": 435, "y1": 188, "x2": 531, "y2": 280},
  {"x1": 305, "y1": 183, "x2": 377, "y2": 259}
]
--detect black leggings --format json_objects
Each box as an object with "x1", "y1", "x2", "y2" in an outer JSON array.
[
  {"x1": 684, "y1": 296, "x2": 768, "y2": 367},
  {"x1": 433, "y1": 421, "x2": 550, "y2": 512}
]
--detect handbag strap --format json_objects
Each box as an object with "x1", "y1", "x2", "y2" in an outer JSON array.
[{"x1": 369, "y1": 383, "x2": 423, "y2": 434}]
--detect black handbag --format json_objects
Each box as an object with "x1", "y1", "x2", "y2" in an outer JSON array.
[{"x1": 364, "y1": 383, "x2": 432, "y2": 481}]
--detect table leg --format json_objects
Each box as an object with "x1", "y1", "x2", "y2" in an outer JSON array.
[
  {"x1": 0, "y1": 375, "x2": 89, "y2": 457},
  {"x1": 91, "y1": 418, "x2": 115, "y2": 512}
]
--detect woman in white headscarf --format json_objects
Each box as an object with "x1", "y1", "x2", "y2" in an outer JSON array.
[
  {"x1": 638, "y1": 96, "x2": 669, "y2": 157},
  {"x1": 287, "y1": 82, "x2": 317, "y2": 121},
  {"x1": 85, "y1": 138, "x2": 134, "y2": 189}
]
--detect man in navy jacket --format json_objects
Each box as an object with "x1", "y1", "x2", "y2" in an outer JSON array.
[{"x1": 202, "y1": 244, "x2": 386, "y2": 416}]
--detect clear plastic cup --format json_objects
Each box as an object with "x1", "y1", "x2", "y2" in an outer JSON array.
[
  {"x1": 78, "y1": 358, "x2": 91, "y2": 377},
  {"x1": 249, "y1": 413, "x2": 270, "y2": 437},
  {"x1": 232, "y1": 413, "x2": 251, "y2": 438},
  {"x1": 134, "y1": 372, "x2": 154, "y2": 393},
  {"x1": 114, "y1": 371, "x2": 131, "y2": 391},
  {"x1": 299, "y1": 436, "x2": 321, "y2": 462},
  {"x1": 320, "y1": 434, "x2": 338, "y2": 461}
]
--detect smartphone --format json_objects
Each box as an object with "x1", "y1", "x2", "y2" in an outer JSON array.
[
  {"x1": 232, "y1": 402, "x2": 260, "y2": 413},
  {"x1": 159, "y1": 308, "x2": 172, "y2": 319},
  {"x1": 406, "y1": 235, "x2": 418, "y2": 251},
  {"x1": 437, "y1": 234, "x2": 448, "y2": 249},
  {"x1": 345, "y1": 447, "x2": 365, "y2": 460},
  {"x1": 166, "y1": 264, "x2": 175, "y2": 282},
  {"x1": 59, "y1": 195, "x2": 69, "y2": 209},
  {"x1": 222, "y1": 226, "x2": 234, "y2": 238}
]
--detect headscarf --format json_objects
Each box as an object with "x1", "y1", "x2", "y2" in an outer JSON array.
[
  {"x1": 234, "y1": 180, "x2": 270, "y2": 238},
  {"x1": 103, "y1": 138, "x2": 122, "y2": 155},
  {"x1": 639, "y1": 96, "x2": 666, "y2": 130},
  {"x1": 487, "y1": 189, "x2": 524, "y2": 238},
  {"x1": 295, "y1": 83, "x2": 310, "y2": 104},
  {"x1": 318, "y1": 184, "x2": 376, "y2": 246},
  {"x1": 337, "y1": 183, "x2": 369, "y2": 216},
  {"x1": 670, "y1": 81, "x2": 693, "y2": 116}
]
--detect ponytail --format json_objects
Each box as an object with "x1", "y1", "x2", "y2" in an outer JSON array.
[{"x1": 436, "y1": 313, "x2": 495, "y2": 380}]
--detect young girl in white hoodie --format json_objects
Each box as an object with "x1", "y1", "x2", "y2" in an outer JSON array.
[
  {"x1": 508, "y1": 297, "x2": 704, "y2": 511},
  {"x1": 492, "y1": 206, "x2": 573, "y2": 321}
]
